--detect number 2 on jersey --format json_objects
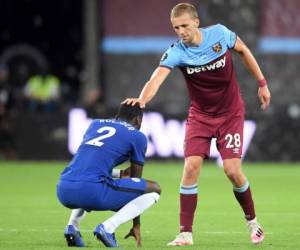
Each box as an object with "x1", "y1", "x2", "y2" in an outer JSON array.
[{"x1": 85, "y1": 126, "x2": 116, "y2": 147}]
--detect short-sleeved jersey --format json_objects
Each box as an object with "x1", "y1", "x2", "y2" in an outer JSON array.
[
  {"x1": 160, "y1": 24, "x2": 244, "y2": 115},
  {"x1": 60, "y1": 119, "x2": 147, "y2": 182}
]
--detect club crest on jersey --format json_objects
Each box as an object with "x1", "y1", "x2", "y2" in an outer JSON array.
[{"x1": 212, "y1": 42, "x2": 222, "y2": 53}]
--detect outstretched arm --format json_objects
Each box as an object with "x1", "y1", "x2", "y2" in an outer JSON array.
[
  {"x1": 122, "y1": 66, "x2": 171, "y2": 108},
  {"x1": 233, "y1": 37, "x2": 271, "y2": 110}
]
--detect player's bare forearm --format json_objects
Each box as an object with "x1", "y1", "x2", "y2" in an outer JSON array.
[
  {"x1": 122, "y1": 66, "x2": 171, "y2": 108},
  {"x1": 234, "y1": 37, "x2": 271, "y2": 110},
  {"x1": 121, "y1": 81, "x2": 157, "y2": 108},
  {"x1": 139, "y1": 67, "x2": 171, "y2": 104},
  {"x1": 234, "y1": 37, "x2": 265, "y2": 81},
  {"x1": 138, "y1": 80, "x2": 161, "y2": 105},
  {"x1": 130, "y1": 163, "x2": 143, "y2": 178}
]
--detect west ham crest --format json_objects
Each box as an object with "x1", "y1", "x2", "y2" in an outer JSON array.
[{"x1": 212, "y1": 42, "x2": 222, "y2": 53}]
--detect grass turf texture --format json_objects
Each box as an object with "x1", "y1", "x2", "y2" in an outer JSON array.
[{"x1": 0, "y1": 161, "x2": 299, "y2": 250}]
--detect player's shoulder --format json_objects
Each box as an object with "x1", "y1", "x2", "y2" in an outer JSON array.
[
  {"x1": 132, "y1": 129, "x2": 147, "y2": 144},
  {"x1": 126, "y1": 128, "x2": 147, "y2": 150},
  {"x1": 165, "y1": 39, "x2": 185, "y2": 53},
  {"x1": 160, "y1": 40, "x2": 184, "y2": 67},
  {"x1": 203, "y1": 23, "x2": 229, "y2": 35},
  {"x1": 86, "y1": 119, "x2": 103, "y2": 131}
]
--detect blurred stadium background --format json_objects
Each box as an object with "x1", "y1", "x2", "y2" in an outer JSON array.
[
  {"x1": 1, "y1": 1, "x2": 300, "y2": 249},
  {"x1": 0, "y1": 0, "x2": 300, "y2": 162}
]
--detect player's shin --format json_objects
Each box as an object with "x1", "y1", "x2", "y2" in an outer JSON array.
[
  {"x1": 180, "y1": 184, "x2": 198, "y2": 232},
  {"x1": 102, "y1": 192, "x2": 160, "y2": 233},
  {"x1": 233, "y1": 180, "x2": 256, "y2": 220}
]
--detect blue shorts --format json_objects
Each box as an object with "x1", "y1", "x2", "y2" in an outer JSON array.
[{"x1": 56, "y1": 177, "x2": 147, "y2": 211}]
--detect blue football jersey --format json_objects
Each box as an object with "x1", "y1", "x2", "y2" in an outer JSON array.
[{"x1": 60, "y1": 119, "x2": 147, "y2": 182}]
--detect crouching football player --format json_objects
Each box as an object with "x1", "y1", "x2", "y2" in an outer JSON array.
[{"x1": 56, "y1": 103, "x2": 161, "y2": 248}]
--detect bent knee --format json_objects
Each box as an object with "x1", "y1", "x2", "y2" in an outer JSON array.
[
  {"x1": 149, "y1": 192, "x2": 160, "y2": 202},
  {"x1": 183, "y1": 163, "x2": 200, "y2": 182},
  {"x1": 185, "y1": 163, "x2": 199, "y2": 173},
  {"x1": 224, "y1": 169, "x2": 238, "y2": 180},
  {"x1": 146, "y1": 181, "x2": 161, "y2": 195},
  {"x1": 153, "y1": 182, "x2": 162, "y2": 195},
  {"x1": 224, "y1": 166, "x2": 245, "y2": 185}
]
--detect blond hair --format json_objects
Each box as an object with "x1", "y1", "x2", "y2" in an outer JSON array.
[{"x1": 170, "y1": 3, "x2": 198, "y2": 19}]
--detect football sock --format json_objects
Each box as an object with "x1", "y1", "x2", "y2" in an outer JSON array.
[
  {"x1": 102, "y1": 192, "x2": 160, "y2": 233},
  {"x1": 180, "y1": 184, "x2": 198, "y2": 232},
  {"x1": 233, "y1": 180, "x2": 256, "y2": 220},
  {"x1": 68, "y1": 208, "x2": 87, "y2": 230}
]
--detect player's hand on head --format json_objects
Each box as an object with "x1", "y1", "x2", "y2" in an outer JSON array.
[
  {"x1": 258, "y1": 85, "x2": 271, "y2": 111},
  {"x1": 122, "y1": 98, "x2": 146, "y2": 108},
  {"x1": 124, "y1": 225, "x2": 141, "y2": 247}
]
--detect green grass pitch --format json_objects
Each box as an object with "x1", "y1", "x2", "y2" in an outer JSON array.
[{"x1": 0, "y1": 161, "x2": 300, "y2": 250}]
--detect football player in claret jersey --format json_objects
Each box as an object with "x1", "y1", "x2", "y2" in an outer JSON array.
[
  {"x1": 123, "y1": 2, "x2": 271, "y2": 247},
  {"x1": 56, "y1": 103, "x2": 161, "y2": 248}
]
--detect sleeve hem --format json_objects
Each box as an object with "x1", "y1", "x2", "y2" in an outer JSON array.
[
  {"x1": 130, "y1": 160, "x2": 144, "y2": 166},
  {"x1": 159, "y1": 64, "x2": 173, "y2": 70},
  {"x1": 229, "y1": 33, "x2": 237, "y2": 49}
]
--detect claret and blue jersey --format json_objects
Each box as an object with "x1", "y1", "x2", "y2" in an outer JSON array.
[
  {"x1": 160, "y1": 24, "x2": 244, "y2": 115},
  {"x1": 160, "y1": 24, "x2": 236, "y2": 68},
  {"x1": 60, "y1": 119, "x2": 147, "y2": 183}
]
